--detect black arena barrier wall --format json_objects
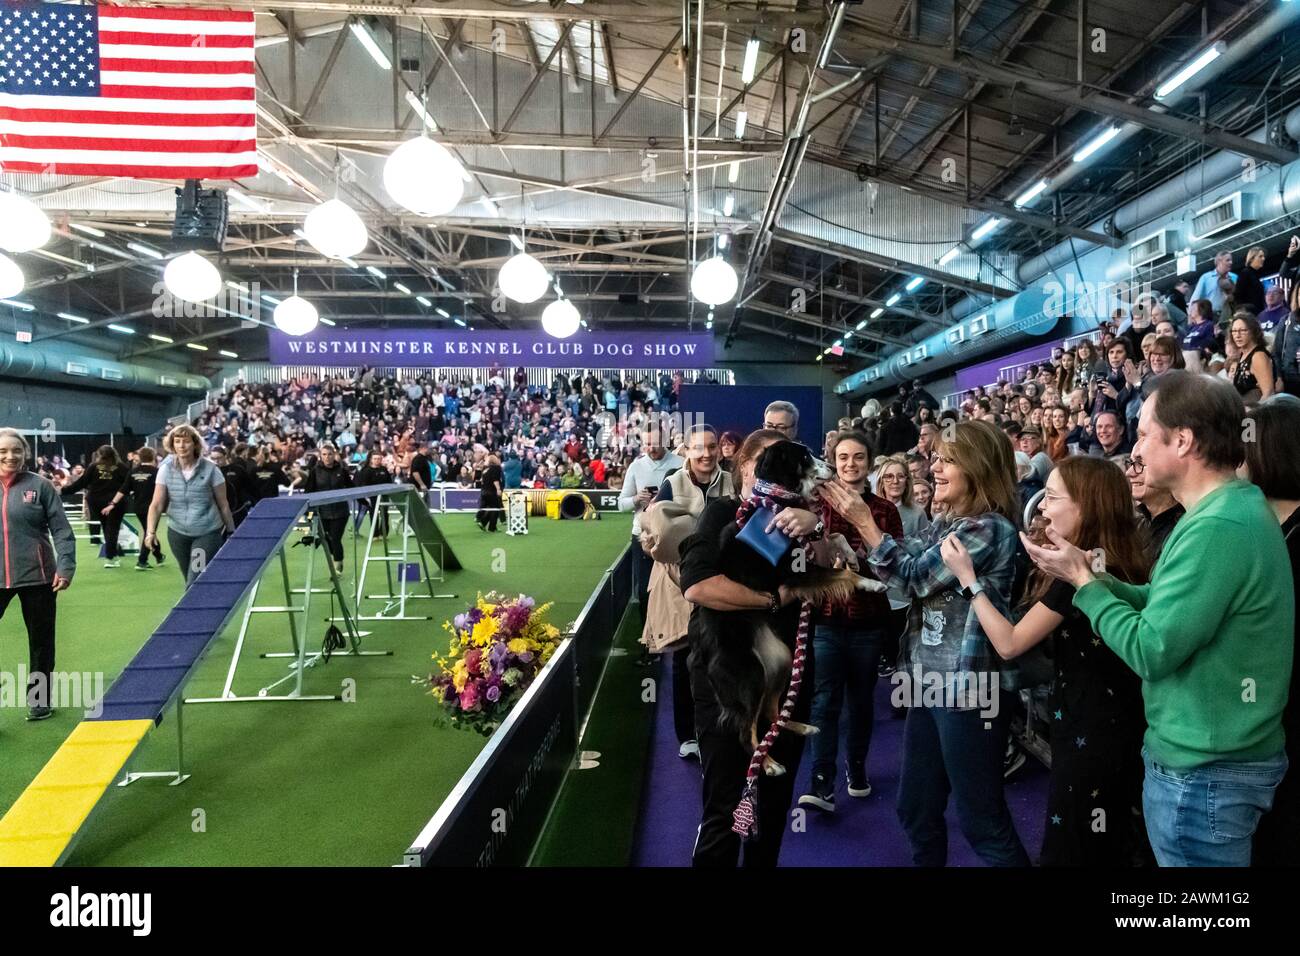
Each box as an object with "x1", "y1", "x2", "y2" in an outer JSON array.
[{"x1": 402, "y1": 543, "x2": 634, "y2": 867}]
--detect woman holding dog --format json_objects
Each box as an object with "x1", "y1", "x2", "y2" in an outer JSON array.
[
  {"x1": 940, "y1": 456, "x2": 1151, "y2": 866},
  {"x1": 678, "y1": 429, "x2": 822, "y2": 867},
  {"x1": 821, "y1": 419, "x2": 1030, "y2": 866}
]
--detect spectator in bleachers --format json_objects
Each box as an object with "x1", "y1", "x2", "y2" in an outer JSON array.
[
  {"x1": 1235, "y1": 247, "x2": 1268, "y2": 317},
  {"x1": 1228, "y1": 312, "x2": 1276, "y2": 403},
  {"x1": 1125, "y1": 454, "x2": 1183, "y2": 558},
  {"x1": 1181, "y1": 299, "x2": 1220, "y2": 371},
  {"x1": 1190, "y1": 249, "x2": 1237, "y2": 316},
  {"x1": 1259, "y1": 284, "x2": 1288, "y2": 337},
  {"x1": 874, "y1": 454, "x2": 928, "y2": 537},
  {"x1": 1090, "y1": 411, "x2": 1132, "y2": 461}
]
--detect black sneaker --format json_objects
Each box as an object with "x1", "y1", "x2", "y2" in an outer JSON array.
[
  {"x1": 846, "y1": 765, "x2": 873, "y2": 798},
  {"x1": 877, "y1": 654, "x2": 895, "y2": 678},
  {"x1": 797, "y1": 772, "x2": 835, "y2": 812},
  {"x1": 26, "y1": 706, "x2": 53, "y2": 721}
]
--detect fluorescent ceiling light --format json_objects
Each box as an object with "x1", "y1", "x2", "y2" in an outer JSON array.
[
  {"x1": 340, "y1": 257, "x2": 359, "y2": 268},
  {"x1": 147, "y1": 333, "x2": 173, "y2": 343},
  {"x1": 228, "y1": 188, "x2": 269, "y2": 213},
  {"x1": 905, "y1": 276, "x2": 924, "y2": 292},
  {"x1": 718, "y1": 234, "x2": 729, "y2": 249},
  {"x1": 2, "y1": 299, "x2": 34, "y2": 311},
  {"x1": 57, "y1": 311, "x2": 89, "y2": 324},
  {"x1": 366, "y1": 266, "x2": 386, "y2": 279},
  {"x1": 186, "y1": 343, "x2": 208, "y2": 351},
  {"x1": 394, "y1": 282, "x2": 411, "y2": 294},
  {"x1": 734, "y1": 110, "x2": 747, "y2": 139},
  {"x1": 319, "y1": 317, "x2": 336, "y2": 326},
  {"x1": 938, "y1": 247, "x2": 960, "y2": 266},
  {"x1": 350, "y1": 21, "x2": 392, "y2": 71},
  {"x1": 262, "y1": 294, "x2": 281, "y2": 305},
  {"x1": 127, "y1": 241, "x2": 163, "y2": 259},
  {"x1": 454, "y1": 317, "x2": 466, "y2": 327},
  {"x1": 723, "y1": 194, "x2": 735, "y2": 216},
  {"x1": 728, "y1": 161, "x2": 740, "y2": 183},
  {"x1": 741, "y1": 38, "x2": 760, "y2": 84},
  {"x1": 510, "y1": 234, "x2": 525, "y2": 251},
  {"x1": 478, "y1": 196, "x2": 499, "y2": 215},
  {"x1": 107, "y1": 323, "x2": 134, "y2": 334},
  {"x1": 417, "y1": 296, "x2": 432, "y2": 307},
  {"x1": 225, "y1": 280, "x2": 243, "y2": 291},
  {"x1": 219, "y1": 350, "x2": 238, "y2": 359},
  {"x1": 971, "y1": 218, "x2": 1005, "y2": 241},
  {"x1": 437, "y1": 308, "x2": 451, "y2": 318},
  {"x1": 856, "y1": 320, "x2": 867, "y2": 329},
  {"x1": 1155, "y1": 43, "x2": 1226, "y2": 100},
  {"x1": 1013, "y1": 179, "x2": 1048, "y2": 209},
  {"x1": 871, "y1": 307, "x2": 884, "y2": 318},
  {"x1": 885, "y1": 294, "x2": 900, "y2": 307},
  {"x1": 404, "y1": 90, "x2": 437, "y2": 130},
  {"x1": 69, "y1": 222, "x2": 106, "y2": 238},
  {"x1": 1072, "y1": 126, "x2": 1122, "y2": 164}
]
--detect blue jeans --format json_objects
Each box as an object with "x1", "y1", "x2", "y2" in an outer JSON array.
[
  {"x1": 898, "y1": 704, "x2": 1030, "y2": 867},
  {"x1": 1141, "y1": 747, "x2": 1288, "y2": 866},
  {"x1": 809, "y1": 621, "x2": 885, "y2": 780}
]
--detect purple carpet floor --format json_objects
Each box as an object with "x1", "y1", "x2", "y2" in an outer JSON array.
[{"x1": 632, "y1": 651, "x2": 1049, "y2": 866}]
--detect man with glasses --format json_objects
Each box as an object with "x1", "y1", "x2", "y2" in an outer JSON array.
[
  {"x1": 1124, "y1": 454, "x2": 1184, "y2": 557},
  {"x1": 619, "y1": 420, "x2": 683, "y2": 628},
  {"x1": 762, "y1": 401, "x2": 800, "y2": 440}
]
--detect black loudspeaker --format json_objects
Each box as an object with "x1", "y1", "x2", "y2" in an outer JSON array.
[{"x1": 171, "y1": 180, "x2": 229, "y2": 252}]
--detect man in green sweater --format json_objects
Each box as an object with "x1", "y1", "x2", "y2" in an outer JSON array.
[{"x1": 1024, "y1": 371, "x2": 1292, "y2": 866}]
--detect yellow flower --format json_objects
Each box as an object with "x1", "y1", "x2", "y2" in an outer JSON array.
[
  {"x1": 471, "y1": 615, "x2": 499, "y2": 647},
  {"x1": 507, "y1": 638, "x2": 529, "y2": 655},
  {"x1": 452, "y1": 658, "x2": 468, "y2": 692}
]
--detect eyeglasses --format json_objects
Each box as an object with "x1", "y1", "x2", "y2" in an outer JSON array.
[{"x1": 1123, "y1": 456, "x2": 1145, "y2": 474}]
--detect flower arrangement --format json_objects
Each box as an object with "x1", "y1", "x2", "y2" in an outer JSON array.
[{"x1": 428, "y1": 592, "x2": 564, "y2": 735}]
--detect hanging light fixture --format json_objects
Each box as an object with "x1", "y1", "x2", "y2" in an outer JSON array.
[
  {"x1": 499, "y1": 249, "x2": 549, "y2": 304},
  {"x1": 273, "y1": 268, "x2": 319, "y2": 336},
  {"x1": 691, "y1": 256, "x2": 738, "y2": 306},
  {"x1": 302, "y1": 198, "x2": 368, "y2": 259},
  {"x1": 0, "y1": 189, "x2": 51, "y2": 253},
  {"x1": 163, "y1": 251, "x2": 222, "y2": 303},
  {"x1": 542, "y1": 297, "x2": 580, "y2": 338},
  {"x1": 0, "y1": 253, "x2": 25, "y2": 298},
  {"x1": 384, "y1": 135, "x2": 465, "y2": 217}
]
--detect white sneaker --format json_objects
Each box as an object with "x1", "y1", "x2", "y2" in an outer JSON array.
[
  {"x1": 103, "y1": 559, "x2": 121, "y2": 568},
  {"x1": 678, "y1": 740, "x2": 700, "y2": 760}
]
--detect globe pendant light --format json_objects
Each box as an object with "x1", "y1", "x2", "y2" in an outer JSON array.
[
  {"x1": 0, "y1": 253, "x2": 25, "y2": 298},
  {"x1": 303, "y1": 198, "x2": 368, "y2": 259},
  {"x1": 384, "y1": 136, "x2": 465, "y2": 217},
  {"x1": 163, "y1": 251, "x2": 222, "y2": 303},
  {"x1": 499, "y1": 249, "x2": 549, "y2": 304},
  {"x1": 0, "y1": 189, "x2": 51, "y2": 253},
  {"x1": 273, "y1": 268, "x2": 319, "y2": 336},
  {"x1": 691, "y1": 255, "x2": 738, "y2": 306},
  {"x1": 541, "y1": 297, "x2": 580, "y2": 339}
]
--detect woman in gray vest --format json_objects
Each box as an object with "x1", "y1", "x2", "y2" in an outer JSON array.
[{"x1": 143, "y1": 424, "x2": 235, "y2": 587}]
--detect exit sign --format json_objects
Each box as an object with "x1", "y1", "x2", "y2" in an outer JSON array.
[
  {"x1": 15, "y1": 330, "x2": 31, "y2": 343},
  {"x1": 830, "y1": 344, "x2": 844, "y2": 356}
]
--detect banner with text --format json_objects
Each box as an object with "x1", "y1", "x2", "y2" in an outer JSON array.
[{"x1": 268, "y1": 329, "x2": 715, "y2": 368}]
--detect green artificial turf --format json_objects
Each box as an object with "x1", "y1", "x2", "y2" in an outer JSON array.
[
  {"x1": 0, "y1": 509, "x2": 631, "y2": 866},
  {"x1": 529, "y1": 607, "x2": 656, "y2": 867}
]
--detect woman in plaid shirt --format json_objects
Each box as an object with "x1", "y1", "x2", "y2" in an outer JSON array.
[{"x1": 822, "y1": 419, "x2": 1030, "y2": 866}]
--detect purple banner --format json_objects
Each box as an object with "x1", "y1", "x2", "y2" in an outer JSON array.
[{"x1": 267, "y1": 328, "x2": 715, "y2": 368}]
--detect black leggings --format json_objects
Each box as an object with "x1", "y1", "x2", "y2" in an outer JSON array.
[
  {"x1": 320, "y1": 515, "x2": 348, "y2": 563},
  {"x1": 133, "y1": 509, "x2": 164, "y2": 565},
  {"x1": 0, "y1": 586, "x2": 56, "y2": 708},
  {"x1": 97, "y1": 506, "x2": 125, "y2": 560}
]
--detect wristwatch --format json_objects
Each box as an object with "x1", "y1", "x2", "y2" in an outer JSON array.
[
  {"x1": 767, "y1": 591, "x2": 782, "y2": 614},
  {"x1": 812, "y1": 519, "x2": 825, "y2": 538},
  {"x1": 959, "y1": 581, "x2": 985, "y2": 601}
]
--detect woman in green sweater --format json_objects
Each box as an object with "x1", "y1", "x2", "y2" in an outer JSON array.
[{"x1": 1024, "y1": 372, "x2": 1292, "y2": 866}]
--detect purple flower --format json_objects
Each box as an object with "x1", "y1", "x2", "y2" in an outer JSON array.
[
  {"x1": 466, "y1": 607, "x2": 483, "y2": 625},
  {"x1": 442, "y1": 684, "x2": 457, "y2": 702},
  {"x1": 519, "y1": 596, "x2": 535, "y2": 609},
  {"x1": 488, "y1": 643, "x2": 509, "y2": 669},
  {"x1": 453, "y1": 613, "x2": 468, "y2": 631},
  {"x1": 518, "y1": 651, "x2": 534, "y2": 664},
  {"x1": 485, "y1": 685, "x2": 501, "y2": 703}
]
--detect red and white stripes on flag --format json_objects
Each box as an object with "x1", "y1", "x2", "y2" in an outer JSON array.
[{"x1": 0, "y1": 4, "x2": 257, "y2": 180}]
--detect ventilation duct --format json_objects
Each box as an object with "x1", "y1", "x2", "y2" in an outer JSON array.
[
  {"x1": 1190, "y1": 191, "x2": 1258, "y2": 241},
  {"x1": 1128, "y1": 229, "x2": 1178, "y2": 268},
  {"x1": 0, "y1": 343, "x2": 209, "y2": 396}
]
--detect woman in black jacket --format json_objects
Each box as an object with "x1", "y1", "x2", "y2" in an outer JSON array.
[
  {"x1": 476, "y1": 454, "x2": 504, "y2": 532},
  {"x1": 355, "y1": 449, "x2": 392, "y2": 539},
  {"x1": 301, "y1": 442, "x2": 353, "y2": 574},
  {"x1": 62, "y1": 445, "x2": 130, "y2": 568}
]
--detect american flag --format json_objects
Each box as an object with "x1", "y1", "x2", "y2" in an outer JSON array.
[{"x1": 0, "y1": 2, "x2": 257, "y2": 179}]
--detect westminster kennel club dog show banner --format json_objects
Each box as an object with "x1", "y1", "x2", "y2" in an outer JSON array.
[{"x1": 267, "y1": 329, "x2": 716, "y2": 368}]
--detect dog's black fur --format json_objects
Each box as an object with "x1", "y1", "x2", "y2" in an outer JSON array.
[{"x1": 693, "y1": 441, "x2": 877, "y2": 754}]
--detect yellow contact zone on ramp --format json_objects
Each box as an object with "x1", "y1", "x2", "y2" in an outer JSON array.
[{"x1": 0, "y1": 719, "x2": 153, "y2": 867}]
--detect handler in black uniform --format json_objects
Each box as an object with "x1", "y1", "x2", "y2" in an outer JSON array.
[
  {"x1": 123, "y1": 447, "x2": 165, "y2": 568},
  {"x1": 210, "y1": 446, "x2": 252, "y2": 528},
  {"x1": 301, "y1": 442, "x2": 353, "y2": 574},
  {"x1": 62, "y1": 445, "x2": 130, "y2": 568}
]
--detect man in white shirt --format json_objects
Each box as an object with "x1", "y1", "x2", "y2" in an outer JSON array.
[
  {"x1": 619, "y1": 422, "x2": 684, "y2": 623},
  {"x1": 1017, "y1": 427, "x2": 1054, "y2": 484}
]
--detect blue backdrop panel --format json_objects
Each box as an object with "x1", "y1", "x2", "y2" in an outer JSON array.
[{"x1": 676, "y1": 384, "x2": 823, "y2": 448}]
